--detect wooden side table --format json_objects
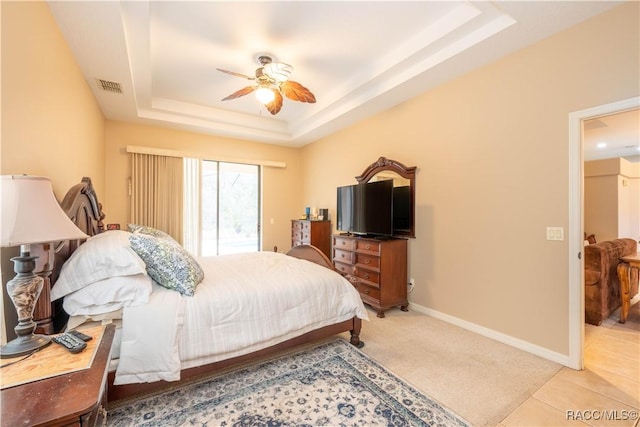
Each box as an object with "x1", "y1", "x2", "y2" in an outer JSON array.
[
  {"x1": 1, "y1": 324, "x2": 115, "y2": 426},
  {"x1": 617, "y1": 252, "x2": 640, "y2": 324}
]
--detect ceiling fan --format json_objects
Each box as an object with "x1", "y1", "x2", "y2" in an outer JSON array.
[{"x1": 217, "y1": 55, "x2": 316, "y2": 115}]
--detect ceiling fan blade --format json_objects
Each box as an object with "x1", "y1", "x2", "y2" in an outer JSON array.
[
  {"x1": 217, "y1": 68, "x2": 255, "y2": 80},
  {"x1": 280, "y1": 80, "x2": 316, "y2": 103},
  {"x1": 221, "y1": 86, "x2": 257, "y2": 101},
  {"x1": 265, "y1": 90, "x2": 283, "y2": 115}
]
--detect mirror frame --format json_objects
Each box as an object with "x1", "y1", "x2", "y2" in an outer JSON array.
[{"x1": 356, "y1": 157, "x2": 416, "y2": 238}]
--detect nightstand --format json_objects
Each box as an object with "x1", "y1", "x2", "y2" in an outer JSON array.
[{"x1": 1, "y1": 324, "x2": 115, "y2": 426}]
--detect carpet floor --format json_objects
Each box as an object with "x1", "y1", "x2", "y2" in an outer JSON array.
[
  {"x1": 107, "y1": 338, "x2": 470, "y2": 426},
  {"x1": 349, "y1": 308, "x2": 563, "y2": 427}
]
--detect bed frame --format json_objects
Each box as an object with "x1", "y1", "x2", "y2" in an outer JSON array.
[{"x1": 48, "y1": 177, "x2": 363, "y2": 402}]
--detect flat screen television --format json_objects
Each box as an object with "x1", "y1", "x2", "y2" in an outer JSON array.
[
  {"x1": 337, "y1": 180, "x2": 393, "y2": 236},
  {"x1": 392, "y1": 185, "x2": 411, "y2": 232},
  {"x1": 336, "y1": 184, "x2": 357, "y2": 233}
]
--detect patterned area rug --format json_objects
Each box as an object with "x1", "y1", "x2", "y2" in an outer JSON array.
[{"x1": 108, "y1": 338, "x2": 469, "y2": 426}]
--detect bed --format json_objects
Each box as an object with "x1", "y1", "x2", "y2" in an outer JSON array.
[{"x1": 46, "y1": 177, "x2": 367, "y2": 401}]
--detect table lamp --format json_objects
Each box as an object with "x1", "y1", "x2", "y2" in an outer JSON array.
[{"x1": 1, "y1": 175, "x2": 89, "y2": 358}]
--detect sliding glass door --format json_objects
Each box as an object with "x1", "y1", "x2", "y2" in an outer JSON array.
[{"x1": 200, "y1": 161, "x2": 260, "y2": 256}]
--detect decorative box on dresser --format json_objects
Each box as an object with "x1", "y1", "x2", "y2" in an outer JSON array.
[
  {"x1": 291, "y1": 219, "x2": 332, "y2": 259},
  {"x1": 333, "y1": 235, "x2": 408, "y2": 318}
]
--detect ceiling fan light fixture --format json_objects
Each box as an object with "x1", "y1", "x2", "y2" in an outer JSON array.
[
  {"x1": 255, "y1": 86, "x2": 276, "y2": 104},
  {"x1": 218, "y1": 55, "x2": 315, "y2": 114},
  {"x1": 262, "y1": 62, "x2": 293, "y2": 82}
]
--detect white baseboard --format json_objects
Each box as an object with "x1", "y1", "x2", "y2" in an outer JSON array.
[{"x1": 409, "y1": 302, "x2": 572, "y2": 367}]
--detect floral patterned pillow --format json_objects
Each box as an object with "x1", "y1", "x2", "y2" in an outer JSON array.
[
  {"x1": 128, "y1": 224, "x2": 176, "y2": 242},
  {"x1": 129, "y1": 233, "x2": 204, "y2": 296}
]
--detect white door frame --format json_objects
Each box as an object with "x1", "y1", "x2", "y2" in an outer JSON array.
[{"x1": 567, "y1": 96, "x2": 640, "y2": 369}]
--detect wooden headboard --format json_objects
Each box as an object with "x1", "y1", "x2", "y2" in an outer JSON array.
[
  {"x1": 52, "y1": 177, "x2": 105, "y2": 282},
  {"x1": 44, "y1": 177, "x2": 105, "y2": 332}
]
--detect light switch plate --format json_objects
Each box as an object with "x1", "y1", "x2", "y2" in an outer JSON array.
[{"x1": 546, "y1": 226, "x2": 564, "y2": 241}]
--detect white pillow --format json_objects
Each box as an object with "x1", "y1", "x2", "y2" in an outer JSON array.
[
  {"x1": 51, "y1": 230, "x2": 147, "y2": 301},
  {"x1": 66, "y1": 310, "x2": 123, "y2": 330},
  {"x1": 62, "y1": 274, "x2": 152, "y2": 316}
]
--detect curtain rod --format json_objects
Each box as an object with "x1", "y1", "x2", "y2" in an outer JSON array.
[{"x1": 126, "y1": 145, "x2": 286, "y2": 168}]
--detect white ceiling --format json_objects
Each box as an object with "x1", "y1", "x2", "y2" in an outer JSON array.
[
  {"x1": 583, "y1": 108, "x2": 640, "y2": 162},
  {"x1": 48, "y1": 1, "x2": 625, "y2": 149}
]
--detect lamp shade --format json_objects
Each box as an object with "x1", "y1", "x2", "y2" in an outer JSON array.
[
  {"x1": 1, "y1": 175, "x2": 89, "y2": 247},
  {"x1": 255, "y1": 86, "x2": 276, "y2": 104}
]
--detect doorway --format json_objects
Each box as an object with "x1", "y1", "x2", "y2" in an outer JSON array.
[{"x1": 568, "y1": 96, "x2": 640, "y2": 369}]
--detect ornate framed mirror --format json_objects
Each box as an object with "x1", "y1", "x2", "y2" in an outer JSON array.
[{"x1": 356, "y1": 157, "x2": 416, "y2": 238}]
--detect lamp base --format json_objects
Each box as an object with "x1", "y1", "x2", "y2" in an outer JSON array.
[
  {"x1": 2, "y1": 249, "x2": 52, "y2": 359},
  {"x1": 1, "y1": 333, "x2": 51, "y2": 359}
]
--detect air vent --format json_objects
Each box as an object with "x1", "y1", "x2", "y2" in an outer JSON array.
[{"x1": 97, "y1": 79, "x2": 123, "y2": 94}]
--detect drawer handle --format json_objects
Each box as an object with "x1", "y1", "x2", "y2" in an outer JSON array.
[
  {"x1": 365, "y1": 244, "x2": 371, "y2": 249},
  {"x1": 364, "y1": 273, "x2": 369, "y2": 279},
  {"x1": 341, "y1": 254, "x2": 345, "y2": 258},
  {"x1": 364, "y1": 259, "x2": 370, "y2": 264},
  {"x1": 364, "y1": 288, "x2": 370, "y2": 295}
]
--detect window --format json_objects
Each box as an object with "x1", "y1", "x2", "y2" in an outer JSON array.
[{"x1": 184, "y1": 159, "x2": 260, "y2": 256}]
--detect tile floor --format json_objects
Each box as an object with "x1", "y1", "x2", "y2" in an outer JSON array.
[{"x1": 500, "y1": 297, "x2": 640, "y2": 427}]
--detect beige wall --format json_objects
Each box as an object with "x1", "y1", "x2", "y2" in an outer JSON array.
[
  {"x1": 301, "y1": 2, "x2": 640, "y2": 355},
  {"x1": 104, "y1": 121, "x2": 303, "y2": 252},
  {"x1": 1, "y1": 1, "x2": 105, "y2": 198},
  {"x1": 1, "y1": 1, "x2": 105, "y2": 342},
  {"x1": 585, "y1": 158, "x2": 640, "y2": 242},
  {"x1": 584, "y1": 174, "x2": 620, "y2": 242}
]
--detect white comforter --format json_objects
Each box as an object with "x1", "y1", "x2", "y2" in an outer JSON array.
[{"x1": 114, "y1": 251, "x2": 368, "y2": 385}]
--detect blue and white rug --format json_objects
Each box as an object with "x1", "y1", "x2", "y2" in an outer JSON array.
[{"x1": 108, "y1": 338, "x2": 469, "y2": 426}]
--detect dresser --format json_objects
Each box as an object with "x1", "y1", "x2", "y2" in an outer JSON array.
[
  {"x1": 333, "y1": 235, "x2": 408, "y2": 318},
  {"x1": 291, "y1": 219, "x2": 332, "y2": 259}
]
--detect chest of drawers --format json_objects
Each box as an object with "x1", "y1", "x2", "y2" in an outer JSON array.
[
  {"x1": 291, "y1": 220, "x2": 332, "y2": 259},
  {"x1": 333, "y1": 235, "x2": 408, "y2": 317}
]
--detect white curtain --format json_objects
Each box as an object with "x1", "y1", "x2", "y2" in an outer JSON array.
[{"x1": 183, "y1": 157, "x2": 201, "y2": 255}]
